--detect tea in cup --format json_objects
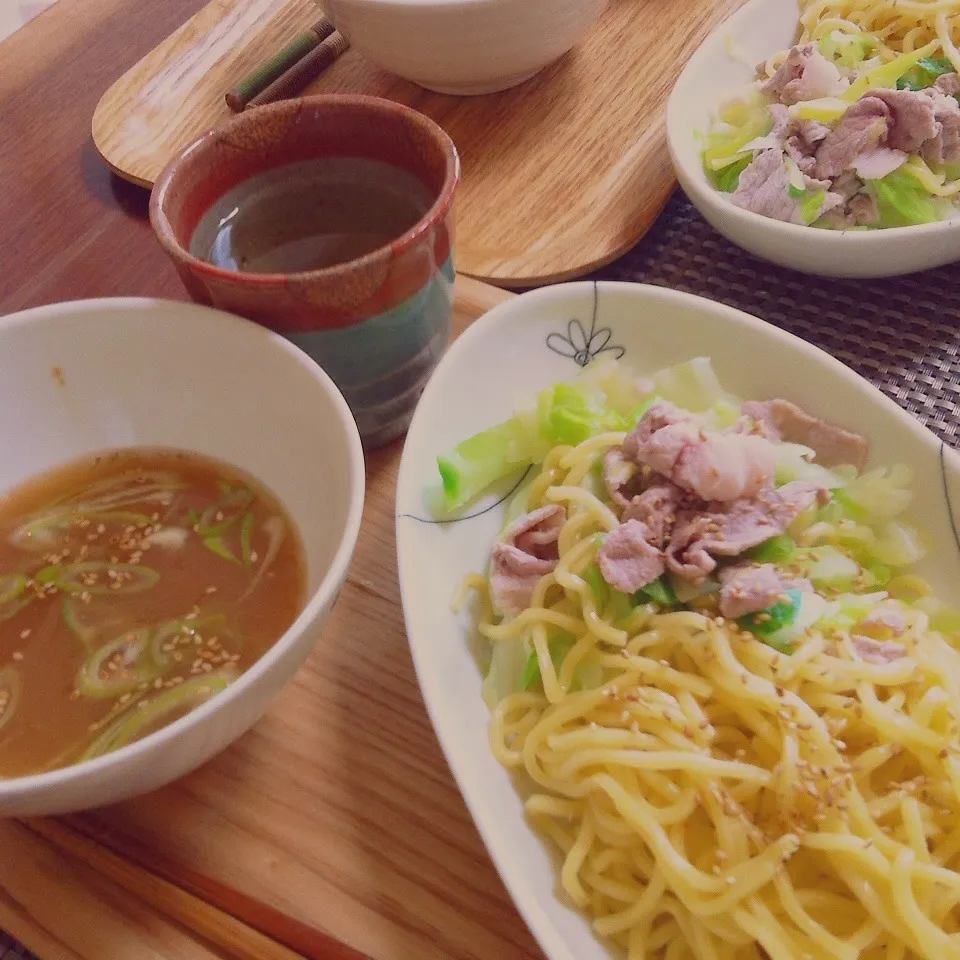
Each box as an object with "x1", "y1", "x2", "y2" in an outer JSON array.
[{"x1": 150, "y1": 94, "x2": 460, "y2": 449}]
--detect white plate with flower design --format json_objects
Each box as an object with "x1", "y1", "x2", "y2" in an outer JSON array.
[{"x1": 395, "y1": 281, "x2": 960, "y2": 960}]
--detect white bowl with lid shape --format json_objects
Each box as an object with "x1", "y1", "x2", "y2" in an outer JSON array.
[
  {"x1": 666, "y1": 0, "x2": 960, "y2": 278},
  {"x1": 0, "y1": 297, "x2": 364, "y2": 816},
  {"x1": 321, "y1": 0, "x2": 609, "y2": 96}
]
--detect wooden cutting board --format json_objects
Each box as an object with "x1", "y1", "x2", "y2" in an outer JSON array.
[
  {"x1": 55, "y1": 277, "x2": 548, "y2": 960},
  {"x1": 91, "y1": 0, "x2": 743, "y2": 287}
]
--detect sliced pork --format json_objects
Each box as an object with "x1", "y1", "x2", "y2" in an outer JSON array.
[
  {"x1": 762, "y1": 43, "x2": 844, "y2": 104},
  {"x1": 731, "y1": 150, "x2": 843, "y2": 224},
  {"x1": 665, "y1": 482, "x2": 826, "y2": 582},
  {"x1": 718, "y1": 563, "x2": 812, "y2": 619},
  {"x1": 920, "y1": 89, "x2": 960, "y2": 166},
  {"x1": 936, "y1": 72, "x2": 960, "y2": 96},
  {"x1": 596, "y1": 519, "x2": 664, "y2": 593},
  {"x1": 741, "y1": 399, "x2": 868, "y2": 469},
  {"x1": 624, "y1": 403, "x2": 778, "y2": 502},
  {"x1": 489, "y1": 505, "x2": 565, "y2": 615},
  {"x1": 857, "y1": 601, "x2": 908, "y2": 637},
  {"x1": 815, "y1": 99, "x2": 890, "y2": 179},
  {"x1": 870, "y1": 88, "x2": 939, "y2": 153},
  {"x1": 622, "y1": 401, "x2": 690, "y2": 461},
  {"x1": 623, "y1": 484, "x2": 683, "y2": 547},
  {"x1": 851, "y1": 635, "x2": 908, "y2": 665}
]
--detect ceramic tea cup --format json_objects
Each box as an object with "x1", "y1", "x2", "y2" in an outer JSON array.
[{"x1": 150, "y1": 94, "x2": 459, "y2": 449}]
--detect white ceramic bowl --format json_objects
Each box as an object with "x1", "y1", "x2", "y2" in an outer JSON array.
[
  {"x1": 666, "y1": 0, "x2": 960, "y2": 278},
  {"x1": 321, "y1": 0, "x2": 608, "y2": 96},
  {"x1": 0, "y1": 298, "x2": 365, "y2": 817},
  {"x1": 396, "y1": 281, "x2": 960, "y2": 960}
]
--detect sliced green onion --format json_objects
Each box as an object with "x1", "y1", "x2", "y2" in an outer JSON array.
[
  {"x1": 0, "y1": 574, "x2": 29, "y2": 623},
  {"x1": 12, "y1": 510, "x2": 151, "y2": 551},
  {"x1": 149, "y1": 613, "x2": 236, "y2": 669},
  {"x1": 203, "y1": 536, "x2": 240, "y2": 564},
  {"x1": 77, "y1": 629, "x2": 159, "y2": 699},
  {"x1": 197, "y1": 488, "x2": 254, "y2": 537},
  {"x1": 62, "y1": 595, "x2": 129, "y2": 651},
  {"x1": 50, "y1": 561, "x2": 160, "y2": 595},
  {"x1": 633, "y1": 577, "x2": 678, "y2": 608},
  {"x1": 240, "y1": 512, "x2": 254, "y2": 566},
  {"x1": 79, "y1": 668, "x2": 238, "y2": 761}
]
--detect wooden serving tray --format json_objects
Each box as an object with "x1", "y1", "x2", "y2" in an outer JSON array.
[
  {"x1": 26, "y1": 278, "x2": 542, "y2": 960},
  {"x1": 91, "y1": 0, "x2": 743, "y2": 287}
]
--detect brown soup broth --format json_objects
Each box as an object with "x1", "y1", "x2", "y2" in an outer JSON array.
[{"x1": 0, "y1": 448, "x2": 306, "y2": 777}]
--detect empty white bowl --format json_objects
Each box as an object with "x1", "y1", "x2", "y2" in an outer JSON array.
[
  {"x1": 322, "y1": 0, "x2": 608, "y2": 96},
  {"x1": 666, "y1": 0, "x2": 960, "y2": 278},
  {"x1": 0, "y1": 298, "x2": 365, "y2": 816}
]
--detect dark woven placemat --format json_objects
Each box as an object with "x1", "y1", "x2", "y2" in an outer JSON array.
[{"x1": 593, "y1": 190, "x2": 960, "y2": 447}]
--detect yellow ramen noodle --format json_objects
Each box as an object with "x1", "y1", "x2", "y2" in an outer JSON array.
[
  {"x1": 463, "y1": 436, "x2": 960, "y2": 960},
  {"x1": 798, "y1": 0, "x2": 960, "y2": 69}
]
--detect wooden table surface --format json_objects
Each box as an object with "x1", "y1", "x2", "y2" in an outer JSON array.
[{"x1": 0, "y1": 2, "x2": 533, "y2": 958}]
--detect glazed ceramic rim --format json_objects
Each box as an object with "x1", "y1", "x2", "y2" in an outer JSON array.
[
  {"x1": 149, "y1": 93, "x2": 460, "y2": 285},
  {"x1": 665, "y1": 0, "x2": 960, "y2": 245},
  {"x1": 0, "y1": 296, "x2": 366, "y2": 800}
]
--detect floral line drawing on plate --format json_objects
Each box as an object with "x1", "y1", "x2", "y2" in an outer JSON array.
[
  {"x1": 545, "y1": 281, "x2": 624, "y2": 366},
  {"x1": 939, "y1": 442, "x2": 960, "y2": 560},
  {"x1": 398, "y1": 466, "x2": 534, "y2": 526}
]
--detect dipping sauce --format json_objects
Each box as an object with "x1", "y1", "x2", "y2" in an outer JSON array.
[
  {"x1": 189, "y1": 156, "x2": 435, "y2": 273},
  {"x1": 0, "y1": 448, "x2": 306, "y2": 777}
]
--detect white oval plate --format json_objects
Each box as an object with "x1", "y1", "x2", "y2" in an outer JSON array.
[
  {"x1": 666, "y1": 0, "x2": 960, "y2": 278},
  {"x1": 396, "y1": 281, "x2": 960, "y2": 960}
]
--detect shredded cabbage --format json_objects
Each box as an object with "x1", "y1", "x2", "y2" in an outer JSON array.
[
  {"x1": 436, "y1": 358, "x2": 734, "y2": 510},
  {"x1": 774, "y1": 443, "x2": 846, "y2": 488},
  {"x1": 818, "y1": 30, "x2": 875, "y2": 68},
  {"x1": 843, "y1": 41, "x2": 940, "y2": 101},
  {"x1": 702, "y1": 107, "x2": 773, "y2": 172},
  {"x1": 834, "y1": 464, "x2": 913, "y2": 520},
  {"x1": 652, "y1": 357, "x2": 737, "y2": 412},
  {"x1": 870, "y1": 169, "x2": 939, "y2": 227}
]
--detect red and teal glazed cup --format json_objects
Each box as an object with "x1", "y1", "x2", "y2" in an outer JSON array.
[{"x1": 149, "y1": 94, "x2": 459, "y2": 449}]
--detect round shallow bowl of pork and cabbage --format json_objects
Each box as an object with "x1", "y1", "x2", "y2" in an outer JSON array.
[{"x1": 666, "y1": 0, "x2": 960, "y2": 277}]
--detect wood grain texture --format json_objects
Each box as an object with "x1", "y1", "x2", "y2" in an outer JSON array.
[
  {"x1": 5, "y1": 4, "x2": 551, "y2": 956},
  {"x1": 0, "y1": 819, "x2": 226, "y2": 960},
  {"x1": 91, "y1": 0, "x2": 745, "y2": 287},
  {"x1": 21, "y1": 820, "x2": 310, "y2": 960},
  {"x1": 63, "y1": 278, "x2": 552, "y2": 960}
]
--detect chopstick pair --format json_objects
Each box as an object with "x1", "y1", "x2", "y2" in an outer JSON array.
[{"x1": 226, "y1": 17, "x2": 349, "y2": 112}]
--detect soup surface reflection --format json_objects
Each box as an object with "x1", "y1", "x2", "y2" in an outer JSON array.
[{"x1": 0, "y1": 448, "x2": 306, "y2": 777}]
